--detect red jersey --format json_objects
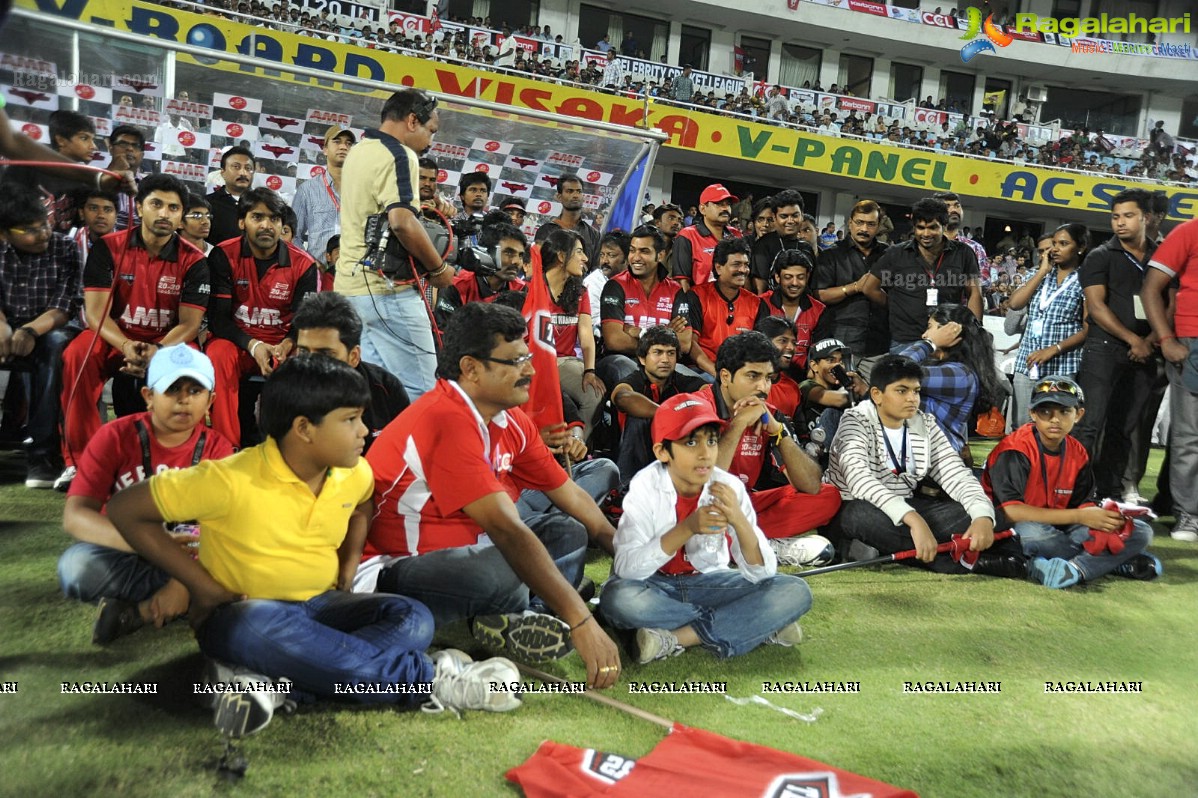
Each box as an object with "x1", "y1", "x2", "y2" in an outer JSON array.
[
  {"x1": 684, "y1": 282, "x2": 768, "y2": 361},
  {"x1": 83, "y1": 228, "x2": 210, "y2": 342},
  {"x1": 365, "y1": 380, "x2": 568, "y2": 558},
  {"x1": 1150, "y1": 218, "x2": 1198, "y2": 337},
  {"x1": 68, "y1": 411, "x2": 235, "y2": 504},
  {"x1": 453, "y1": 270, "x2": 527, "y2": 304},
  {"x1": 696, "y1": 385, "x2": 771, "y2": 488},
  {"x1": 673, "y1": 222, "x2": 742, "y2": 286},
  {"x1": 762, "y1": 291, "x2": 827, "y2": 370},
  {"x1": 506, "y1": 724, "x2": 918, "y2": 798},
  {"x1": 211, "y1": 237, "x2": 318, "y2": 345},
  {"x1": 547, "y1": 285, "x2": 591, "y2": 357},
  {"x1": 982, "y1": 423, "x2": 1095, "y2": 530},
  {"x1": 658, "y1": 493, "x2": 701, "y2": 575},
  {"x1": 599, "y1": 270, "x2": 685, "y2": 331},
  {"x1": 768, "y1": 372, "x2": 801, "y2": 419}
]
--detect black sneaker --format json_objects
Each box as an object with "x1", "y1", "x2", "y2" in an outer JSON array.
[
  {"x1": 973, "y1": 553, "x2": 1030, "y2": 580},
  {"x1": 92, "y1": 598, "x2": 144, "y2": 645},
  {"x1": 577, "y1": 576, "x2": 597, "y2": 604},
  {"x1": 1113, "y1": 553, "x2": 1162, "y2": 581},
  {"x1": 25, "y1": 457, "x2": 60, "y2": 489},
  {"x1": 471, "y1": 612, "x2": 573, "y2": 663}
]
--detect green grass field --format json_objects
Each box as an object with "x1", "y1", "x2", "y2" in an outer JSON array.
[{"x1": 1, "y1": 444, "x2": 1195, "y2": 798}]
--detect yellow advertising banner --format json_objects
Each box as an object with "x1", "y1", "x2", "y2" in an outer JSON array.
[{"x1": 20, "y1": 0, "x2": 1198, "y2": 220}]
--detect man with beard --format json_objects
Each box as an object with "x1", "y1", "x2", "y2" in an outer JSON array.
[
  {"x1": 205, "y1": 146, "x2": 256, "y2": 245},
  {"x1": 679, "y1": 238, "x2": 769, "y2": 377},
  {"x1": 599, "y1": 225, "x2": 691, "y2": 389},
  {"x1": 760, "y1": 249, "x2": 830, "y2": 372},
  {"x1": 292, "y1": 126, "x2": 355, "y2": 262},
  {"x1": 750, "y1": 190, "x2": 812, "y2": 294},
  {"x1": 650, "y1": 202, "x2": 684, "y2": 264},
  {"x1": 416, "y1": 156, "x2": 455, "y2": 218},
  {"x1": 105, "y1": 125, "x2": 146, "y2": 231},
  {"x1": 860, "y1": 198, "x2": 983, "y2": 350},
  {"x1": 671, "y1": 184, "x2": 743, "y2": 292},
  {"x1": 455, "y1": 171, "x2": 492, "y2": 248},
  {"x1": 813, "y1": 200, "x2": 889, "y2": 358},
  {"x1": 204, "y1": 188, "x2": 318, "y2": 446},
  {"x1": 585, "y1": 231, "x2": 629, "y2": 341},
  {"x1": 434, "y1": 214, "x2": 527, "y2": 330},
  {"x1": 934, "y1": 192, "x2": 989, "y2": 277},
  {"x1": 535, "y1": 175, "x2": 600, "y2": 265}
]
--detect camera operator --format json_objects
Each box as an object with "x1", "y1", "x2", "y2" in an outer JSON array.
[
  {"x1": 337, "y1": 89, "x2": 454, "y2": 399},
  {"x1": 453, "y1": 171, "x2": 492, "y2": 249},
  {"x1": 433, "y1": 211, "x2": 528, "y2": 331}
]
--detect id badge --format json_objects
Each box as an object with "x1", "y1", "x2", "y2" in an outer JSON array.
[
  {"x1": 926, "y1": 288, "x2": 939, "y2": 306},
  {"x1": 1133, "y1": 295, "x2": 1147, "y2": 320},
  {"x1": 1029, "y1": 318, "x2": 1044, "y2": 337}
]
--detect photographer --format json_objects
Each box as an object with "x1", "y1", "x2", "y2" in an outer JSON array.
[
  {"x1": 433, "y1": 211, "x2": 528, "y2": 331},
  {"x1": 337, "y1": 89, "x2": 454, "y2": 400}
]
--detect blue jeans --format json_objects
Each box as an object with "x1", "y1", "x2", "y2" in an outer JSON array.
[
  {"x1": 7, "y1": 327, "x2": 73, "y2": 459},
  {"x1": 195, "y1": 590, "x2": 434, "y2": 706},
  {"x1": 58, "y1": 542, "x2": 170, "y2": 603},
  {"x1": 1015, "y1": 519, "x2": 1152, "y2": 581},
  {"x1": 599, "y1": 570, "x2": 812, "y2": 658},
  {"x1": 344, "y1": 291, "x2": 437, "y2": 400}
]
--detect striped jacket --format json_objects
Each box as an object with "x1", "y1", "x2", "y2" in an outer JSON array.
[{"x1": 825, "y1": 401, "x2": 994, "y2": 526}]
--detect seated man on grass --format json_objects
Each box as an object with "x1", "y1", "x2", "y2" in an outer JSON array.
[
  {"x1": 58, "y1": 346, "x2": 235, "y2": 645},
  {"x1": 824, "y1": 354, "x2": 1024, "y2": 576},
  {"x1": 106, "y1": 355, "x2": 522, "y2": 738},
  {"x1": 600, "y1": 393, "x2": 810, "y2": 664},
  {"x1": 982, "y1": 376, "x2": 1159, "y2": 588}
]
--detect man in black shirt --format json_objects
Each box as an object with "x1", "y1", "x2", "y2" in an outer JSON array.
[
  {"x1": 291, "y1": 291, "x2": 409, "y2": 454},
  {"x1": 860, "y1": 197, "x2": 982, "y2": 349},
  {"x1": 750, "y1": 190, "x2": 814, "y2": 294},
  {"x1": 1073, "y1": 188, "x2": 1160, "y2": 497},
  {"x1": 813, "y1": 199, "x2": 889, "y2": 359},
  {"x1": 204, "y1": 146, "x2": 256, "y2": 245},
  {"x1": 534, "y1": 175, "x2": 600, "y2": 265}
]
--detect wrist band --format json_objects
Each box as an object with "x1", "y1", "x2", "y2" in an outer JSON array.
[
  {"x1": 17, "y1": 326, "x2": 39, "y2": 339},
  {"x1": 250, "y1": 340, "x2": 263, "y2": 357},
  {"x1": 569, "y1": 614, "x2": 594, "y2": 632},
  {"x1": 1159, "y1": 335, "x2": 1176, "y2": 342}
]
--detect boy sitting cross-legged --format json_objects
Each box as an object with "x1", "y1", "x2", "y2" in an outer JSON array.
[
  {"x1": 58, "y1": 345, "x2": 235, "y2": 645},
  {"x1": 600, "y1": 393, "x2": 812, "y2": 664},
  {"x1": 982, "y1": 376, "x2": 1159, "y2": 588},
  {"x1": 106, "y1": 355, "x2": 522, "y2": 737}
]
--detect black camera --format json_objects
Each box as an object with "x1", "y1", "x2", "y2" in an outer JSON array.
[
  {"x1": 457, "y1": 244, "x2": 499, "y2": 277},
  {"x1": 361, "y1": 212, "x2": 451, "y2": 282},
  {"x1": 830, "y1": 364, "x2": 851, "y2": 388}
]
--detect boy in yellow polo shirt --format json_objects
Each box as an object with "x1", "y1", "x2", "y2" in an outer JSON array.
[{"x1": 107, "y1": 355, "x2": 521, "y2": 737}]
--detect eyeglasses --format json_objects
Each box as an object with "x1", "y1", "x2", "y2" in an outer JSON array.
[
  {"x1": 184, "y1": 212, "x2": 213, "y2": 221},
  {"x1": 480, "y1": 353, "x2": 533, "y2": 367},
  {"x1": 7, "y1": 222, "x2": 51, "y2": 236},
  {"x1": 1033, "y1": 379, "x2": 1081, "y2": 396}
]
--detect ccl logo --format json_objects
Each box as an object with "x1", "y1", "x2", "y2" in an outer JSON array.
[{"x1": 960, "y1": 7, "x2": 1013, "y2": 62}]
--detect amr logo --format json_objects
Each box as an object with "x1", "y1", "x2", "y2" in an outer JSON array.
[{"x1": 960, "y1": 7, "x2": 1014, "y2": 62}]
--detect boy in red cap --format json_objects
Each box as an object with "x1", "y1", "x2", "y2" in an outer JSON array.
[{"x1": 600, "y1": 392, "x2": 812, "y2": 664}]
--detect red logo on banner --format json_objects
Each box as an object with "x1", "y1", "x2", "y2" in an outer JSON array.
[
  {"x1": 484, "y1": 140, "x2": 501, "y2": 151},
  {"x1": 437, "y1": 169, "x2": 448, "y2": 182},
  {"x1": 21, "y1": 123, "x2": 41, "y2": 139},
  {"x1": 230, "y1": 96, "x2": 247, "y2": 109},
  {"x1": 177, "y1": 131, "x2": 196, "y2": 147},
  {"x1": 266, "y1": 175, "x2": 283, "y2": 190},
  {"x1": 477, "y1": 164, "x2": 490, "y2": 173},
  {"x1": 75, "y1": 84, "x2": 96, "y2": 100},
  {"x1": 586, "y1": 171, "x2": 601, "y2": 182},
  {"x1": 921, "y1": 12, "x2": 957, "y2": 28},
  {"x1": 310, "y1": 166, "x2": 326, "y2": 176},
  {"x1": 226, "y1": 123, "x2": 244, "y2": 137},
  {"x1": 538, "y1": 201, "x2": 552, "y2": 214}
]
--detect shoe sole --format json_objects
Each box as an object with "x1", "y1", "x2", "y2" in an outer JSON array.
[
  {"x1": 1170, "y1": 530, "x2": 1198, "y2": 542},
  {"x1": 214, "y1": 692, "x2": 272, "y2": 738},
  {"x1": 1029, "y1": 558, "x2": 1081, "y2": 589},
  {"x1": 505, "y1": 614, "x2": 573, "y2": 663},
  {"x1": 25, "y1": 479, "x2": 55, "y2": 489},
  {"x1": 1116, "y1": 555, "x2": 1163, "y2": 581}
]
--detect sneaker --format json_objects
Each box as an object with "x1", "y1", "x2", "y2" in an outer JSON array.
[
  {"x1": 1122, "y1": 490, "x2": 1149, "y2": 506},
  {"x1": 53, "y1": 465, "x2": 76, "y2": 492},
  {"x1": 472, "y1": 611, "x2": 573, "y2": 663},
  {"x1": 846, "y1": 539, "x2": 881, "y2": 563},
  {"x1": 212, "y1": 666, "x2": 292, "y2": 738},
  {"x1": 766, "y1": 621, "x2": 803, "y2": 648},
  {"x1": 633, "y1": 628, "x2": 684, "y2": 664},
  {"x1": 770, "y1": 534, "x2": 834, "y2": 567},
  {"x1": 576, "y1": 576, "x2": 597, "y2": 604},
  {"x1": 424, "y1": 648, "x2": 522, "y2": 716},
  {"x1": 1028, "y1": 557, "x2": 1083, "y2": 589},
  {"x1": 25, "y1": 457, "x2": 60, "y2": 489},
  {"x1": 1169, "y1": 512, "x2": 1198, "y2": 542},
  {"x1": 1113, "y1": 553, "x2": 1162, "y2": 581},
  {"x1": 92, "y1": 598, "x2": 144, "y2": 645}
]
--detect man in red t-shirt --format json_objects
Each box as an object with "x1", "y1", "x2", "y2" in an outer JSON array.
[
  {"x1": 670, "y1": 183, "x2": 742, "y2": 292},
  {"x1": 698, "y1": 331, "x2": 841, "y2": 562},
  {"x1": 57, "y1": 345, "x2": 234, "y2": 644},
  {"x1": 204, "y1": 188, "x2": 318, "y2": 445},
  {"x1": 680, "y1": 238, "x2": 770, "y2": 377},
  {"x1": 1143, "y1": 217, "x2": 1198, "y2": 542},
  {"x1": 58, "y1": 174, "x2": 210, "y2": 483},
  {"x1": 359, "y1": 302, "x2": 623, "y2": 687},
  {"x1": 433, "y1": 216, "x2": 527, "y2": 331}
]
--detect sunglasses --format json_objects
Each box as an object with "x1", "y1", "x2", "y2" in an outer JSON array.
[
  {"x1": 1033, "y1": 379, "x2": 1081, "y2": 396},
  {"x1": 7, "y1": 222, "x2": 51, "y2": 236}
]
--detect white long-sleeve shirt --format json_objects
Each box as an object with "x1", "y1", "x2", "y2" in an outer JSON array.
[{"x1": 613, "y1": 462, "x2": 776, "y2": 583}]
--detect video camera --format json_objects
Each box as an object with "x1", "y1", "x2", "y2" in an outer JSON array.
[{"x1": 360, "y1": 212, "x2": 451, "y2": 282}]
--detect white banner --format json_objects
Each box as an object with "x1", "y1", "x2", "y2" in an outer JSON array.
[{"x1": 213, "y1": 92, "x2": 264, "y2": 113}]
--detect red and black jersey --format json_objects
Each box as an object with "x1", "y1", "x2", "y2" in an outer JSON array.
[
  {"x1": 83, "y1": 228, "x2": 210, "y2": 342},
  {"x1": 599, "y1": 270, "x2": 685, "y2": 331},
  {"x1": 682, "y1": 282, "x2": 769, "y2": 361},
  {"x1": 695, "y1": 384, "x2": 779, "y2": 490},
  {"x1": 761, "y1": 291, "x2": 829, "y2": 371},
  {"x1": 670, "y1": 220, "x2": 742, "y2": 286},
  {"x1": 209, "y1": 237, "x2": 318, "y2": 346},
  {"x1": 982, "y1": 423, "x2": 1096, "y2": 530},
  {"x1": 434, "y1": 270, "x2": 526, "y2": 331}
]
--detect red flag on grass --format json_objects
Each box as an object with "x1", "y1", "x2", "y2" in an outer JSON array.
[{"x1": 521, "y1": 244, "x2": 564, "y2": 430}]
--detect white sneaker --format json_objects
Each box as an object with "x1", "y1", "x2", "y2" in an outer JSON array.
[
  {"x1": 767, "y1": 621, "x2": 803, "y2": 647},
  {"x1": 634, "y1": 628, "x2": 684, "y2": 664},
  {"x1": 53, "y1": 465, "x2": 76, "y2": 492},
  {"x1": 206, "y1": 660, "x2": 292, "y2": 738},
  {"x1": 1122, "y1": 490, "x2": 1149, "y2": 506},
  {"x1": 769, "y1": 534, "x2": 834, "y2": 567},
  {"x1": 1170, "y1": 512, "x2": 1198, "y2": 542},
  {"x1": 424, "y1": 648, "x2": 522, "y2": 716}
]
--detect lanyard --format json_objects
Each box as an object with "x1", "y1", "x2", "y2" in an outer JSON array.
[
  {"x1": 1122, "y1": 251, "x2": 1144, "y2": 273},
  {"x1": 322, "y1": 172, "x2": 341, "y2": 212},
  {"x1": 882, "y1": 423, "x2": 908, "y2": 474},
  {"x1": 135, "y1": 419, "x2": 207, "y2": 478},
  {"x1": 1035, "y1": 430, "x2": 1067, "y2": 508},
  {"x1": 1036, "y1": 269, "x2": 1077, "y2": 311},
  {"x1": 920, "y1": 249, "x2": 946, "y2": 286}
]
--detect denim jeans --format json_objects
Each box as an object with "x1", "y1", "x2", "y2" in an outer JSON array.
[
  {"x1": 58, "y1": 542, "x2": 170, "y2": 603},
  {"x1": 1015, "y1": 519, "x2": 1152, "y2": 582},
  {"x1": 10, "y1": 327, "x2": 73, "y2": 459},
  {"x1": 599, "y1": 570, "x2": 812, "y2": 658},
  {"x1": 344, "y1": 291, "x2": 437, "y2": 400},
  {"x1": 195, "y1": 590, "x2": 434, "y2": 706}
]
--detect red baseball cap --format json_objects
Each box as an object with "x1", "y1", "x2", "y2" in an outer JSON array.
[
  {"x1": 699, "y1": 183, "x2": 738, "y2": 205},
  {"x1": 652, "y1": 393, "x2": 726, "y2": 444}
]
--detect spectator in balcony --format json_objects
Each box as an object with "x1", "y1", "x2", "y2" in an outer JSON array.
[
  {"x1": 817, "y1": 115, "x2": 838, "y2": 138},
  {"x1": 671, "y1": 65, "x2": 696, "y2": 104},
  {"x1": 620, "y1": 31, "x2": 638, "y2": 57},
  {"x1": 765, "y1": 87, "x2": 789, "y2": 120},
  {"x1": 595, "y1": 34, "x2": 613, "y2": 53},
  {"x1": 920, "y1": 96, "x2": 935, "y2": 109}
]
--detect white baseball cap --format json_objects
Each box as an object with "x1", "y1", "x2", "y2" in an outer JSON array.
[{"x1": 147, "y1": 345, "x2": 216, "y2": 393}]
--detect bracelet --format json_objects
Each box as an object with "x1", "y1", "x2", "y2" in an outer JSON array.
[
  {"x1": 249, "y1": 340, "x2": 264, "y2": 358},
  {"x1": 1159, "y1": 335, "x2": 1176, "y2": 342},
  {"x1": 428, "y1": 262, "x2": 451, "y2": 278},
  {"x1": 583, "y1": 368, "x2": 596, "y2": 374},
  {"x1": 16, "y1": 326, "x2": 39, "y2": 339},
  {"x1": 569, "y1": 614, "x2": 594, "y2": 632},
  {"x1": 1055, "y1": 343, "x2": 1062, "y2": 354},
  {"x1": 842, "y1": 286, "x2": 849, "y2": 297}
]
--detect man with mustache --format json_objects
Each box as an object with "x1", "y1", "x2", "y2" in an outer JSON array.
[
  {"x1": 671, "y1": 184, "x2": 743, "y2": 292},
  {"x1": 813, "y1": 199, "x2": 890, "y2": 360},
  {"x1": 204, "y1": 188, "x2": 319, "y2": 446},
  {"x1": 749, "y1": 190, "x2": 812, "y2": 295},
  {"x1": 205, "y1": 146, "x2": 256, "y2": 245},
  {"x1": 679, "y1": 239, "x2": 769, "y2": 378}
]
